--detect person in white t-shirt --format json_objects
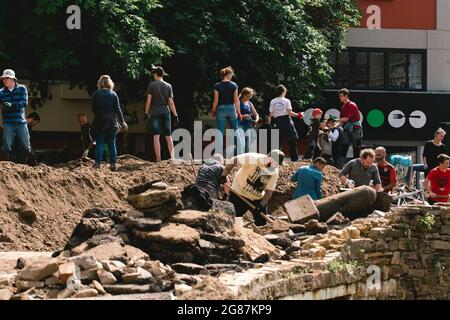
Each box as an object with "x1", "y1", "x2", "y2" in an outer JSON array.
[
  {"x1": 220, "y1": 150, "x2": 284, "y2": 226},
  {"x1": 269, "y1": 85, "x2": 303, "y2": 161}
]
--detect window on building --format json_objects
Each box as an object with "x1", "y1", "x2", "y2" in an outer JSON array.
[{"x1": 328, "y1": 48, "x2": 425, "y2": 91}]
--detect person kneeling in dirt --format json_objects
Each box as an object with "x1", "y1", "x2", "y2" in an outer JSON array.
[
  {"x1": 291, "y1": 157, "x2": 327, "y2": 200},
  {"x1": 220, "y1": 150, "x2": 284, "y2": 226},
  {"x1": 182, "y1": 154, "x2": 230, "y2": 211},
  {"x1": 196, "y1": 154, "x2": 230, "y2": 200}
]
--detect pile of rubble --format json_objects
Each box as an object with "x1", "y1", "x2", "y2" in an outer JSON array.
[{"x1": 0, "y1": 179, "x2": 283, "y2": 300}]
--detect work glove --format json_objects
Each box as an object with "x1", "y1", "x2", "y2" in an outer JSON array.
[
  {"x1": 144, "y1": 113, "x2": 150, "y2": 122},
  {"x1": 1, "y1": 102, "x2": 12, "y2": 111},
  {"x1": 173, "y1": 115, "x2": 179, "y2": 127},
  {"x1": 347, "y1": 179, "x2": 356, "y2": 189},
  {"x1": 121, "y1": 122, "x2": 128, "y2": 132},
  {"x1": 219, "y1": 175, "x2": 227, "y2": 185}
]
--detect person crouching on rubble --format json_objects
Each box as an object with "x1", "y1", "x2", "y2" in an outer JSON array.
[
  {"x1": 182, "y1": 154, "x2": 230, "y2": 211},
  {"x1": 220, "y1": 150, "x2": 284, "y2": 226},
  {"x1": 291, "y1": 157, "x2": 327, "y2": 200},
  {"x1": 424, "y1": 154, "x2": 450, "y2": 204},
  {"x1": 375, "y1": 147, "x2": 398, "y2": 193},
  {"x1": 196, "y1": 154, "x2": 230, "y2": 200},
  {"x1": 339, "y1": 148, "x2": 383, "y2": 192}
]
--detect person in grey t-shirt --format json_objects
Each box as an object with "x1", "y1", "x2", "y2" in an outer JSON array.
[
  {"x1": 339, "y1": 148, "x2": 383, "y2": 192},
  {"x1": 145, "y1": 66, "x2": 179, "y2": 161}
]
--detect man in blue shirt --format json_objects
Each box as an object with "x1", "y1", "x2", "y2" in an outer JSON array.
[
  {"x1": 0, "y1": 69, "x2": 31, "y2": 163},
  {"x1": 291, "y1": 157, "x2": 327, "y2": 200}
]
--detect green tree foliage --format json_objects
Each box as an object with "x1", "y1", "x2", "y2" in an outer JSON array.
[
  {"x1": 0, "y1": 0, "x2": 360, "y2": 117},
  {"x1": 152, "y1": 0, "x2": 361, "y2": 118},
  {"x1": 0, "y1": 0, "x2": 171, "y2": 92}
]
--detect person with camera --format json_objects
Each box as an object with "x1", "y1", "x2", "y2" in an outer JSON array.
[
  {"x1": 0, "y1": 69, "x2": 32, "y2": 164},
  {"x1": 145, "y1": 66, "x2": 179, "y2": 162}
]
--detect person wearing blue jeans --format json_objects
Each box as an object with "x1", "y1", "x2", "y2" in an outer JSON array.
[
  {"x1": 0, "y1": 69, "x2": 31, "y2": 164},
  {"x1": 238, "y1": 87, "x2": 259, "y2": 153},
  {"x1": 212, "y1": 66, "x2": 243, "y2": 157},
  {"x1": 91, "y1": 75, "x2": 127, "y2": 171}
]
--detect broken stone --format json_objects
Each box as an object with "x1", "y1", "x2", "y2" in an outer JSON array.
[
  {"x1": 87, "y1": 234, "x2": 125, "y2": 248},
  {"x1": 0, "y1": 275, "x2": 13, "y2": 287},
  {"x1": 142, "y1": 201, "x2": 180, "y2": 221},
  {"x1": 16, "y1": 257, "x2": 26, "y2": 270},
  {"x1": 74, "y1": 288, "x2": 98, "y2": 298},
  {"x1": 126, "y1": 210, "x2": 145, "y2": 219},
  {"x1": 121, "y1": 267, "x2": 153, "y2": 284},
  {"x1": 264, "y1": 234, "x2": 292, "y2": 249},
  {"x1": 128, "y1": 180, "x2": 162, "y2": 195},
  {"x1": 152, "y1": 182, "x2": 169, "y2": 190},
  {"x1": 92, "y1": 280, "x2": 107, "y2": 295},
  {"x1": 71, "y1": 242, "x2": 91, "y2": 256},
  {"x1": 0, "y1": 288, "x2": 12, "y2": 301},
  {"x1": 134, "y1": 223, "x2": 200, "y2": 246},
  {"x1": 16, "y1": 280, "x2": 45, "y2": 292},
  {"x1": 171, "y1": 210, "x2": 234, "y2": 233},
  {"x1": 305, "y1": 220, "x2": 328, "y2": 234},
  {"x1": 200, "y1": 232, "x2": 244, "y2": 249},
  {"x1": 142, "y1": 261, "x2": 170, "y2": 279},
  {"x1": 172, "y1": 263, "x2": 205, "y2": 275},
  {"x1": 79, "y1": 268, "x2": 99, "y2": 283},
  {"x1": 174, "y1": 283, "x2": 192, "y2": 296},
  {"x1": 85, "y1": 242, "x2": 149, "y2": 263},
  {"x1": 96, "y1": 269, "x2": 117, "y2": 285},
  {"x1": 59, "y1": 262, "x2": 77, "y2": 284},
  {"x1": 233, "y1": 226, "x2": 280, "y2": 262},
  {"x1": 17, "y1": 259, "x2": 59, "y2": 281},
  {"x1": 83, "y1": 208, "x2": 126, "y2": 224},
  {"x1": 45, "y1": 276, "x2": 61, "y2": 287},
  {"x1": 125, "y1": 217, "x2": 162, "y2": 232},
  {"x1": 102, "y1": 284, "x2": 152, "y2": 295},
  {"x1": 57, "y1": 288, "x2": 75, "y2": 299},
  {"x1": 68, "y1": 254, "x2": 99, "y2": 270},
  {"x1": 284, "y1": 195, "x2": 319, "y2": 224},
  {"x1": 326, "y1": 213, "x2": 351, "y2": 226},
  {"x1": 127, "y1": 188, "x2": 178, "y2": 210}
]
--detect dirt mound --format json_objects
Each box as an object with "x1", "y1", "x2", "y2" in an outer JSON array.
[
  {"x1": 0, "y1": 157, "x2": 340, "y2": 252},
  {"x1": 0, "y1": 157, "x2": 196, "y2": 252}
]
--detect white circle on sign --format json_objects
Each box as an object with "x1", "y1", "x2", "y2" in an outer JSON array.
[
  {"x1": 302, "y1": 108, "x2": 314, "y2": 126},
  {"x1": 388, "y1": 110, "x2": 406, "y2": 128},
  {"x1": 325, "y1": 108, "x2": 340, "y2": 120},
  {"x1": 409, "y1": 110, "x2": 426, "y2": 129}
]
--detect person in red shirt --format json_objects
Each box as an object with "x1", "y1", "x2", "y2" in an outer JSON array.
[
  {"x1": 335, "y1": 88, "x2": 362, "y2": 168},
  {"x1": 375, "y1": 147, "x2": 398, "y2": 193},
  {"x1": 424, "y1": 154, "x2": 450, "y2": 204}
]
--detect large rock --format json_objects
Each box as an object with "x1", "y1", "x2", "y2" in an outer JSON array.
[
  {"x1": 67, "y1": 254, "x2": 99, "y2": 270},
  {"x1": 125, "y1": 217, "x2": 162, "y2": 232},
  {"x1": 85, "y1": 242, "x2": 149, "y2": 263},
  {"x1": 17, "y1": 259, "x2": 59, "y2": 281},
  {"x1": 0, "y1": 289, "x2": 12, "y2": 301},
  {"x1": 97, "y1": 269, "x2": 117, "y2": 285},
  {"x1": 170, "y1": 210, "x2": 234, "y2": 233},
  {"x1": 232, "y1": 226, "x2": 281, "y2": 262},
  {"x1": 134, "y1": 224, "x2": 200, "y2": 246},
  {"x1": 127, "y1": 188, "x2": 178, "y2": 210},
  {"x1": 284, "y1": 195, "x2": 319, "y2": 224}
]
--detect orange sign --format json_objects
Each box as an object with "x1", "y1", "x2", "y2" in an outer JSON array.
[{"x1": 358, "y1": 0, "x2": 436, "y2": 30}]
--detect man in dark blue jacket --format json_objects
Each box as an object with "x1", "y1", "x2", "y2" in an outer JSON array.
[
  {"x1": 0, "y1": 69, "x2": 31, "y2": 163},
  {"x1": 291, "y1": 157, "x2": 327, "y2": 200}
]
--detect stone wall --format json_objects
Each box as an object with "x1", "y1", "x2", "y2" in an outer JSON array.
[{"x1": 211, "y1": 206, "x2": 450, "y2": 300}]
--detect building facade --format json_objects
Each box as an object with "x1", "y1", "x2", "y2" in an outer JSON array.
[{"x1": 321, "y1": 0, "x2": 450, "y2": 156}]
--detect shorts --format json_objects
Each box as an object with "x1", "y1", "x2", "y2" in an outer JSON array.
[{"x1": 151, "y1": 113, "x2": 172, "y2": 136}]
